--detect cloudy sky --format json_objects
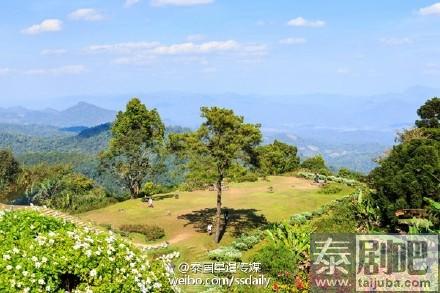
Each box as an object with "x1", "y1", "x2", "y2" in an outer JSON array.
[{"x1": 1, "y1": 0, "x2": 440, "y2": 107}]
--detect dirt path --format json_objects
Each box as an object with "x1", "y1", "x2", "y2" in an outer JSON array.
[{"x1": 168, "y1": 231, "x2": 194, "y2": 244}]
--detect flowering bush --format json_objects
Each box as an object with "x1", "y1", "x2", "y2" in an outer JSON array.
[
  {"x1": 207, "y1": 247, "x2": 242, "y2": 262},
  {"x1": 231, "y1": 232, "x2": 263, "y2": 251},
  {"x1": 0, "y1": 210, "x2": 174, "y2": 292}
]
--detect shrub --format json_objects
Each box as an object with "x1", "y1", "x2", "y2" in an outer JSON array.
[
  {"x1": 208, "y1": 246, "x2": 242, "y2": 262},
  {"x1": 119, "y1": 224, "x2": 165, "y2": 241},
  {"x1": 300, "y1": 155, "x2": 330, "y2": 174},
  {"x1": 253, "y1": 244, "x2": 300, "y2": 280},
  {"x1": 0, "y1": 210, "x2": 172, "y2": 292},
  {"x1": 21, "y1": 164, "x2": 114, "y2": 213},
  {"x1": 318, "y1": 184, "x2": 343, "y2": 194},
  {"x1": 232, "y1": 233, "x2": 263, "y2": 251}
]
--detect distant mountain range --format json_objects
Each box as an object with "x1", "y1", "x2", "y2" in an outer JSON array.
[
  {"x1": 1, "y1": 86, "x2": 438, "y2": 172},
  {"x1": 2, "y1": 86, "x2": 436, "y2": 145},
  {"x1": 0, "y1": 102, "x2": 116, "y2": 127}
]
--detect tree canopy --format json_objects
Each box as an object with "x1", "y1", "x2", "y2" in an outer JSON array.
[
  {"x1": 0, "y1": 149, "x2": 20, "y2": 193},
  {"x1": 300, "y1": 155, "x2": 330, "y2": 174},
  {"x1": 100, "y1": 98, "x2": 165, "y2": 198},
  {"x1": 370, "y1": 97, "x2": 440, "y2": 227},
  {"x1": 257, "y1": 140, "x2": 300, "y2": 175},
  {"x1": 415, "y1": 97, "x2": 440, "y2": 128}
]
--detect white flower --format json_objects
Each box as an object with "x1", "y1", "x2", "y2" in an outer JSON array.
[
  {"x1": 3, "y1": 254, "x2": 11, "y2": 260},
  {"x1": 6, "y1": 265, "x2": 12, "y2": 270},
  {"x1": 12, "y1": 248, "x2": 19, "y2": 254},
  {"x1": 24, "y1": 288, "x2": 30, "y2": 293},
  {"x1": 48, "y1": 231, "x2": 56, "y2": 237},
  {"x1": 15, "y1": 264, "x2": 22, "y2": 270},
  {"x1": 32, "y1": 256, "x2": 38, "y2": 262},
  {"x1": 85, "y1": 250, "x2": 92, "y2": 257},
  {"x1": 89, "y1": 269, "x2": 97, "y2": 277},
  {"x1": 35, "y1": 262, "x2": 42, "y2": 268},
  {"x1": 48, "y1": 239, "x2": 55, "y2": 245},
  {"x1": 22, "y1": 271, "x2": 29, "y2": 277},
  {"x1": 41, "y1": 256, "x2": 48, "y2": 263},
  {"x1": 38, "y1": 279, "x2": 45, "y2": 285},
  {"x1": 45, "y1": 285, "x2": 51, "y2": 291}
]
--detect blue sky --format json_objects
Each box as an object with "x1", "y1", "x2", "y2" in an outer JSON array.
[{"x1": 1, "y1": 0, "x2": 440, "y2": 108}]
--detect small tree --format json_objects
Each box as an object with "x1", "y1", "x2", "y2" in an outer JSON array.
[
  {"x1": 415, "y1": 97, "x2": 440, "y2": 128},
  {"x1": 300, "y1": 155, "x2": 330, "y2": 174},
  {"x1": 170, "y1": 107, "x2": 261, "y2": 242},
  {"x1": 0, "y1": 150, "x2": 20, "y2": 193},
  {"x1": 257, "y1": 140, "x2": 300, "y2": 175},
  {"x1": 100, "y1": 98, "x2": 165, "y2": 198}
]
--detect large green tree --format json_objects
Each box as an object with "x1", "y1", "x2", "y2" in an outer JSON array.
[
  {"x1": 170, "y1": 107, "x2": 262, "y2": 242},
  {"x1": 370, "y1": 98, "x2": 440, "y2": 227},
  {"x1": 257, "y1": 140, "x2": 300, "y2": 175},
  {"x1": 415, "y1": 97, "x2": 440, "y2": 128},
  {"x1": 100, "y1": 98, "x2": 165, "y2": 198},
  {"x1": 0, "y1": 150, "x2": 20, "y2": 193}
]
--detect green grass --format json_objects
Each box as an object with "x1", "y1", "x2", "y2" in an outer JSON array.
[{"x1": 79, "y1": 176, "x2": 354, "y2": 262}]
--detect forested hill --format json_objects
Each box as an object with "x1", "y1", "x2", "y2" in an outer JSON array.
[{"x1": 0, "y1": 122, "x2": 380, "y2": 172}]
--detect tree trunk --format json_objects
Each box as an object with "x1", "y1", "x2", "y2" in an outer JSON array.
[{"x1": 214, "y1": 177, "x2": 223, "y2": 243}]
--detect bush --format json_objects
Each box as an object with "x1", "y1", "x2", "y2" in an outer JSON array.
[
  {"x1": 20, "y1": 164, "x2": 114, "y2": 213},
  {"x1": 119, "y1": 224, "x2": 165, "y2": 241},
  {"x1": 0, "y1": 210, "x2": 172, "y2": 292},
  {"x1": 208, "y1": 246, "x2": 242, "y2": 262},
  {"x1": 253, "y1": 244, "x2": 300, "y2": 280},
  {"x1": 232, "y1": 232, "x2": 263, "y2": 251},
  {"x1": 318, "y1": 184, "x2": 343, "y2": 194},
  {"x1": 300, "y1": 155, "x2": 330, "y2": 174}
]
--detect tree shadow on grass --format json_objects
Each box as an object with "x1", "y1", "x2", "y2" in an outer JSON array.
[{"x1": 177, "y1": 208, "x2": 268, "y2": 240}]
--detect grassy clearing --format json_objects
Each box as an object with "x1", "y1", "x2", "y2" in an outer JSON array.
[{"x1": 79, "y1": 176, "x2": 354, "y2": 262}]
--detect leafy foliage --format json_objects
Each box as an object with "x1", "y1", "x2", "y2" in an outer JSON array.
[
  {"x1": 256, "y1": 140, "x2": 300, "y2": 175},
  {"x1": 0, "y1": 150, "x2": 20, "y2": 194},
  {"x1": 208, "y1": 246, "x2": 242, "y2": 262},
  {"x1": 0, "y1": 210, "x2": 172, "y2": 292},
  {"x1": 415, "y1": 97, "x2": 440, "y2": 128},
  {"x1": 300, "y1": 155, "x2": 330, "y2": 174},
  {"x1": 170, "y1": 107, "x2": 262, "y2": 242},
  {"x1": 119, "y1": 224, "x2": 165, "y2": 242},
  {"x1": 369, "y1": 138, "x2": 440, "y2": 226},
  {"x1": 18, "y1": 164, "x2": 114, "y2": 213},
  {"x1": 100, "y1": 98, "x2": 165, "y2": 198}
]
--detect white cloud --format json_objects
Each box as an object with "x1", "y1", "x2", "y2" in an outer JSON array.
[
  {"x1": 419, "y1": 2, "x2": 440, "y2": 16},
  {"x1": 186, "y1": 34, "x2": 205, "y2": 41},
  {"x1": 24, "y1": 65, "x2": 86, "y2": 76},
  {"x1": 125, "y1": 0, "x2": 141, "y2": 7},
  {"x1": 424, "y1": 63, "x2": 440, "y2": 75},
  {"x1": 21, "y1": 19, "x2": 63, "y2": 35},
  {"x1": 86, "y1": 40, "x2": 264, "y2": 55},
  {"x1": 287, "y1": 17, "x2": 326, "y2": 28},
  {"x1": 86, "y1": 42, "x2": 161, "y2": 54},
  {"x1": 0, "y1": 68, "x2": 12, "y2": 76},
  {"x1": 151, "y1": 40, "x2": 240, "y2": 54},
  {"x1": 336, "y1": 67, "x2": 351, "y2": 75},
  {"x1": 279, "y1": 37, "x2": 306, "y2": 45},
  {"x1": 41, "y1": 49, "x2": 67, "y2": 55},
  {"x1": 151, "y1": 0, "x2": 214, "y2": 7},
  {"x1": 86, "y1": 40, "x2": 266, "y2": 65},
  {"x1": 380, "y1": 37, "x2": 412, "y2": 46},
  {"x1": 69, "y1": 8, "x2": 104, "y2": 21}
]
